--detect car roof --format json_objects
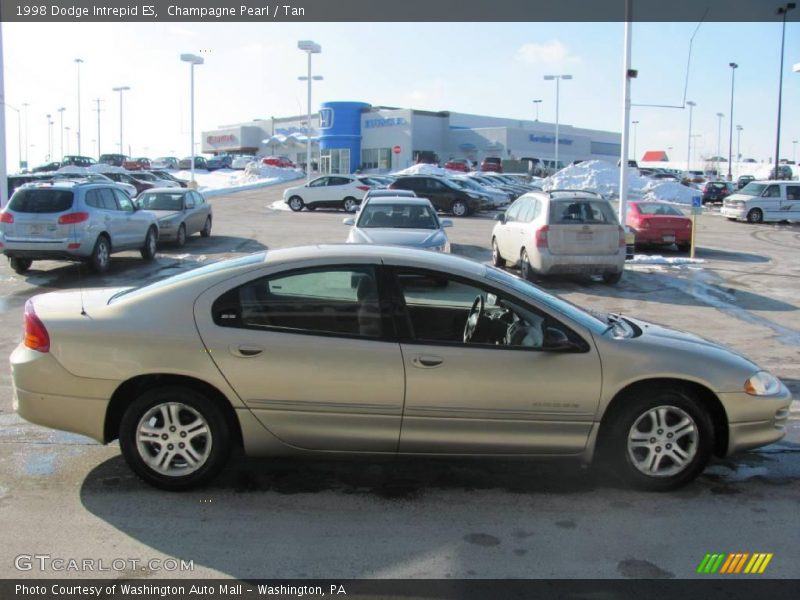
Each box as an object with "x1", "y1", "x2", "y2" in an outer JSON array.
[
  {"x1": 363, "y1": 197, "x2": 433, "y2": 206},
  {"x1": 141, "y1": 187, "x2": 189, "y2": 194}
]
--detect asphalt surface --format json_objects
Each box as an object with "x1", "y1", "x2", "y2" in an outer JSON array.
[{"x1": 0, "y1": 183, "x2": 798, "y2": 580}]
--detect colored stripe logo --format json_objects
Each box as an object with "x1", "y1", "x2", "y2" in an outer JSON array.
[{"x1": 697, "y1": 553, "x2": 773, "y2": 574}]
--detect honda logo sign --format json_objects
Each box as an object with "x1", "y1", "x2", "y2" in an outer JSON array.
[{"x1": 319, "y1": 108, "x2": 334, "y2": 129}]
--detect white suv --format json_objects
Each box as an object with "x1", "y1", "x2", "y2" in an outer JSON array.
[
  {"x1": 721, "y1": 180, "x2": 800, "y2": 223},
  {"x1": 491, "y1": 190, "x2": 626, "y2": 284}
]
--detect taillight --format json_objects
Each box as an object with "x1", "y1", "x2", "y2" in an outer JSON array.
[
  {"x1": 57, "y1": 212, "x2": 89, "y2": 225},
  {"x1": 0, "y1": 212, "x2": 13, "y2": 224},
  {"x1": 535, "y1": 225, "x2": 549, "y2": 248},
  {"x1": 23, "y1": 299, "x2": 50, "y2": 353},
  {"x1": 356, "y1": 186, "x2": 370, "y2": 191},
  {"x1": 618, "y1": 226, "x2": 626, "y2": 248},
  {"x1": 388, "y1": 183, "x2": 397, "y2": 189}
]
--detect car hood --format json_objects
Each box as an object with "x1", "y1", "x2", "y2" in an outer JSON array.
[
  {"x1": 724, "y1": 192, "x2": 756, "y2": 202},
  {"x1": 349, "y1": 228, "x2": 445, "y2": 246},
  {"x1": 140, "y1": 209, "x2": 182, "y2": 219}
]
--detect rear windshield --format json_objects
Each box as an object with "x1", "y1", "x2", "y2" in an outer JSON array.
[
  {"x1": 138, "y1": 192, "x2": 185, "y2": 210},
  {"x1": 635, "y1": 203, "x2": 684, "y2": 216},
  {"x1": 8, "y1": 189, "x2": 74, "y2": 213},
  {"x1": 549, "y1": 199, "x2": 618, "y2": 225}
]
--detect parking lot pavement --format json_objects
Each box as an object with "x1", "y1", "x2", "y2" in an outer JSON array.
[{"x1": 0, "y1": 182, "x2": 798, "y2": 579}]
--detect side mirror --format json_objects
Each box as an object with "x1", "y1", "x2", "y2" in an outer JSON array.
[
  {"x1": 342, "y1": 218, "x2": 355, "y2": 226},
  {"x1": 440, "y1": 219, "x2": 453, "y2": 228},
  {"x1": 495, "y1": 212, "x2": 507, "y2": 224},
  {"x1": 542, "y1": 327, "x2": 576, "y2": 351}
]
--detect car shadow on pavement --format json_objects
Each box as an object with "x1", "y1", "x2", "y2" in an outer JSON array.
[{"x1": 691, "y1": 247, "x2": 770, "y2": 263}]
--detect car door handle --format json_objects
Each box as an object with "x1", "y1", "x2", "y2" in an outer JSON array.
[
  {"x1": 231, "y1": 344, "x2": 264, "y2": 357},
  {"x1": 412, "y1": 355, "x2": 444, "y2": 368}
]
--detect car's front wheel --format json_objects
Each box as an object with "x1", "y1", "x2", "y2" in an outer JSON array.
[
  {"x1": 491, "y1": 237, "x2": 505, "y2": 267},
  {"x1": 140, "y1": 227, "x2": 157, "y2": 260},
  {"x1": 175, "y1": 224, "x2": 187, "y2": 247},
  {"x1": 288, "y1": 196, "x2": 304, "y2": 212},
  {"x1": 602, "y1": 385, "x2": 714, "y2": 491},
  {"x1": 119, "y1": 386, "x2": 231, "y2": 491},
  {"x1": 9, "y1": 257, "x2": 32, "y2": 274},
  {"x1": 747, "y1": 208, "x2": 763, "y2": 224},
  {"x1": 342, "y1": 197, "x2": 358, "y2": 213}
]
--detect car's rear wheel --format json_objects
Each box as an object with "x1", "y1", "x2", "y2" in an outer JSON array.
[
  {"x1": 9, "y1": 257, "x2": 32, "y2": 275},
  {"x1": 491, "y1": 237, "x2": 505, "y2": 267},
  {"x1": 747, "y1": 208, "x2": 763, "y2": 224},
  {"x1": 119, "y1": 386, "x2": 231, "y2": 491},
  {"x1": 677, "y1": 242, "x2": 690, "y2": 253},
  {"x1": 602, "y1": 271, "x2": 623, "y2": 284},
  {"x1": 140, "y1": 227, "x2": 157, "y2": 260},
  {"x1": 175, "y1": 224, "x2": 187, "y2": 247},
  {"x1": 200, "y1": 217, "x2": 212, "y2": 238},
  {"x1": 342, "y1": 197, "x2": 358, "y2": 213},
  {"x1": 89, "y1": 235, "x2": 111, "y2": 273},
  {"x1": 602, "y1": 385, "x2": 714, "y2": 491},
  {"x1": 520, "y1": 248, "x2": 535, "y2": 281},
  {"x1": 451, "y1": 200, "x2": 468, "y2": 217},
  {"x1": 288, "y1": 196, "x2": 304, "y2": 212}
]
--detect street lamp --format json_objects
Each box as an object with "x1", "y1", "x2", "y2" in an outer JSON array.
[
  {"x1": 532, "y1": 99, "x2": 542, "y2": 121},
  {"x1": 774, "y1": 2, "x2": 795, "y2": 179},
  {"x1": 3, "y1": 103, "x2": 23, "y2": 171},
  {"x1": 298, "y1": 40, "x2": 322, "y2": 183},
  {"x1": 793, "y1": 140, "x2": 798, "y2": 165},
  {"x1": 180, "y1": 53, "x2": 204, "y2": 185},
  {"x1": 543, "y1": 74, "x2": 572, "y2": 168},
  {"x1": 736, "y1": 125, "x2": 743, "y2": 171},
  {"x1": 46, "y1": 114, "x2": 52, "y2": 160},
  {"x1": 632, "y1": 120, "x2": 639, "y2": 161},
  {"x1": 715, "y1": 112, "x2": 724, "y2": 174},
  {"x1": 112, "y1": 86, "x2": 130, "y2": 156},
  {"x1": 74, "y1": 58, "x2": 83, "y2": 155},
  {"x1": 57, "y1": 107, "x2": 66, "y2": 160},
  {"x1": 686, "y1": 101, "x2": 696, "y2": 172},
  {"x1": 64, "y1": 126, "x2": 71, "y2": 154},
  {"x1": 727, "y1": 63, "x2": 738, "y2": 180}
]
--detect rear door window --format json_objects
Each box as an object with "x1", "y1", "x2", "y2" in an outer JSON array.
[{"x1": 8, "y1": 189, "x2": 74, "y2": 213}]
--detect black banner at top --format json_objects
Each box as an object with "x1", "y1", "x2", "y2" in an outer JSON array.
[{"x1": 1, "y1": 0, "x2": 800, "y2": 22}]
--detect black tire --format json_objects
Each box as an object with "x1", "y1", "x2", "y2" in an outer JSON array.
[
  {"x1": 200, "y1": 216, "x2": 212, "y2": 238},
  {"x1": 288, "y1": 196, "x2": 304, "y2": 212},
  {"x1": 677, "y1": 243, "x2": 690, "y2": 253},
  {"x1": 451, "y1": 200, "x2": 468, "y2": 217},
  {"x1": 600, "y1": 384, "x2": 714, "y2": 491},
  {"x1": 306, "y1": 205, "x2": 317, "y2": 211},
  {"x1": 118, "y1": 386, "x2": 232, "y2": 491},
  {"x1": 746, "y1": 208, "x2": 763, "y2": 224},
  {"x1": 9, "y1": 257, "x2": 32, "y2": 275},
  {"x1": 175, "y1": 224, "x2": 187, "y2": 247},
  {"x1": 491, "y1": 237, "x2": 505, "y2": 267},
  {"x1": 140, "y1": 227, "x2": 157, "y2": 260},
  {"x1": 602, "y1": 271, "x2": 623, "y2": 284},
  {"x1": 342, "y1": 197, "x2": 358, "y2": 213},
  {"x1": 89, "y1": 235, "x2": 111, "y2": 274},
  {"x1": 520, "y1": 248, "x2": 535, "y2": 281}
]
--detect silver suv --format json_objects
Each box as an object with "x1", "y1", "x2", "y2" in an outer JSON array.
[{"x1": 1, "y1": 180, "x2": 159, "y2": 274}]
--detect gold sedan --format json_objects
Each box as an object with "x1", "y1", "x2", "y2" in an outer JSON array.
[{"x1": 11, "y1": 246, "x2": 792, "y2": 490}]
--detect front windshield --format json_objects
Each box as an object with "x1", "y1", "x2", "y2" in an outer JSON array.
[
  {"x1": 137, "y1": 192, "x2": 185, "y2": 210},
  {"x1": 357, "y1": 203, "x2": 438, "y2": 229},
  {"x1": 738, "y1": 183, "x2": 766, "y2": 196}
]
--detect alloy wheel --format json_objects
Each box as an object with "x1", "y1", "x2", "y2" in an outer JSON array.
[
  {"x1": 135, "y1": 402, "x2": 212, "y2": 477},
  {"x1": 627, "y1": 405, "x2": 699, "y2": 478}
]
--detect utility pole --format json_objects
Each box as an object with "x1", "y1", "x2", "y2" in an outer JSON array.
[{"x1": 92, "y1": 98, "x2": 104, "y2": 158}]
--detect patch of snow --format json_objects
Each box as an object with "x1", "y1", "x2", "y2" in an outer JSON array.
[
  {"x1": 628, "y1": 254, "x2": 705, "y2": 265},
  {"x1": 268, "y1": 200, "x2": 292, "y2": 211},
  {"x1": 641, "y1": 181, "x2": 699, "y2": 205},
  {"x1": 392, "y1": 164, "x2": 450, "y2": 177},
  {"x1": 172, "y1": 166, "x2": 303, "y2": 198}
]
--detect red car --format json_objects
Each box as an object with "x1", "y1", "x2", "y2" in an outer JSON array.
[
  {"x1": 122, "y1": 157, "x2": 151, "y2": 171},
  {"x1": 480, "y1": 157, "x2": 503, "y2": 173},
  {"x1": 261, "y1": 156, "x2": 295, "y2": 168},
  {"x1": 627, "y1": 201, "x2": 692, "y2": 252},
  {"x1": 444, "y1": 159, "x2": 471, "y2": 172}
]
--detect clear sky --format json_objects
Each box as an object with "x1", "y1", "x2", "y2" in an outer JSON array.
[{"x1": 3, "y1": 20, "x2": 799, "y2": 170}]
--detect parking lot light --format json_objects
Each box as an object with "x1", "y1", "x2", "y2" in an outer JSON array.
[
  {"x1": 298, "y1": 40, "x2": 322, "y2": 183},
  {"x1": 774, "y1": 3, "x2": 795, "y2": 180},
  {"x1": 180, "y1": 53, "x2": 204, "y2": 186},
  {"x1": 727, "y1": 63, "x2": 738, "y2": 180},
  {"x1": 686, "y1": 101, "x2": 696, "y2": 173},
  {"x1": 74, "y1": 58, "x2": 83, "y2": 155},
  {"x1": 543, "y1": 74, "x2": 572, "y2": 169},
  {"x1": 112, "y1": 86, "x2": 130, "y2": 156}
]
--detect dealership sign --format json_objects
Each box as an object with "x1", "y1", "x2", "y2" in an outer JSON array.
[
  {"x1": 529, "y1": 134, "x2": 573, "y2": 146},
  {"x1": 364, "y1": 117, "x2": 407, "y2": 129},
  {"x1": 319, "y1": 108, "x2": 334, "y2": 129},
  {"x1": 206, "y1": 134, "x2": 237, "y2": 145}
]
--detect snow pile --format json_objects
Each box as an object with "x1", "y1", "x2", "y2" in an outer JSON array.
[
  {"x1": 87, "y1": 164, "x2": 128, "y2": 174},
  {"x1": 173, "y1": 167, "x2": 303, "y2": 197},
  {"x1": 392, "y1": 163, "x2": 450, "y2": 177},
  {"x1": 541, "y1": 160, "x2": 649, "y2": 198},
  {"x1": 641, "y1": 181, "x2": 698, "y2": 205}
]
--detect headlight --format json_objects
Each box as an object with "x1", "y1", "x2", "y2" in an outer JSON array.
[
  {"x1": 744, "y1": 371, "x2": 782, "y2": 396},
  {"x1": 467, "y1": 193, "x2": 480, "y2": 199}
]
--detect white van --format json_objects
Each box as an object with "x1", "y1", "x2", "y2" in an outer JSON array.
[{"x1": 721, "y1": 181, "x2": 800, "y2": 223}]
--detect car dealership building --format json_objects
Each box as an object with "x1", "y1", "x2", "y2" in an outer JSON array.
[{"x1": 201, "y1": 101, "x2": 622, "y2": 174}]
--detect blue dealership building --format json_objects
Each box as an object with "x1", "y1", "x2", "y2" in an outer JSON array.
[{"x1": 202, "y1": 101, "x2": 621, "y2": 174}]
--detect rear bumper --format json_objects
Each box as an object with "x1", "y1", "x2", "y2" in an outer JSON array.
[
  {"x1": 533, "y1": 250, "x2": 626, "y2": 276},
  {"x1": 633, "y1": 230, "x2": 691, "y2": 244},
  {"x1": 3, "y1": 240, "x2": 93, "y2": 260}
]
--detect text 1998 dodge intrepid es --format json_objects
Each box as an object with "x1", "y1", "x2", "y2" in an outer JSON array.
[{"x1": 11, "y1": 246, "x2": 792, "y2": 490}]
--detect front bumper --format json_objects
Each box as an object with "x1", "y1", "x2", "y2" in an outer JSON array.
[
  {"x1": 721, "y1": 206, "x2": 746, "y2": 220},
  {"x1": 11, "y1": 345, "x2": 118, "y2": 443},
  {"x1": 718, "y1": 388, "x2": 793, "y2": 455}
]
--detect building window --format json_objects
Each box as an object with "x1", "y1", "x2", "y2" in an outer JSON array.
[
  {"x1": 590, "y1": 141, "x2": 621, "y2": 156},
  {"x1": 361, "y1": 148, "x2": 392, "y2": 170}
]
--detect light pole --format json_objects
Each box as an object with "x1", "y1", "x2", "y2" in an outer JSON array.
[
  {"x1": 112, "y1": 86, "x2": 130, "y2": 155},
  {"x1": 46, "y1": 114, "x2": 52, "y2": 160},
  {"x1": 727, "y1": 63, "x2": 738, "y2": 180},
  {"x1": 298, "y1": 40, "x2": 322, "y2": 182},
  {"x1": 64, "y1": 126, "x2": 70, "y2": 154},
  {"x1": 715, "y1": 112, "x2": 724, "y2": 175},
  {"x1": 736, "y1": 125, "x2": 743, "y2": 173},
  {"x1": 793, "y1": 140, "x2": 798, "y2": 165},
  {"x1": 74, "y1": 58, "x2": 83, "y2": 155},
  {"x1": 22, "y1": 102, "x2": 29, "y2": 168},
  {"x1": 57, "y1": 107, "x2": 66, "y2": 160},
  {"x1": 543, "y1": 74, "x2": 572, "y2": 168},
  {"x1": 686, "y1": 101, "x2": 696, "y2": 173},
  {"x1": 532, "y1": 99, "x2": 542, "y2": 121},
  {"x1": 774, "y1": 2, "x2": 795, "y2": 179},
  {"x1": 93, "y1": 98, "x2": 103, "y2": 158},
  {"x1": 180, "y1": 53, "x2": 204, "y2": 185},
  {"x1": 632, "y1": 120, "x2": 639, "y2": 161},
  {"x1": 3, "y1": 103, "x2": 22, "y2": 171}
]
